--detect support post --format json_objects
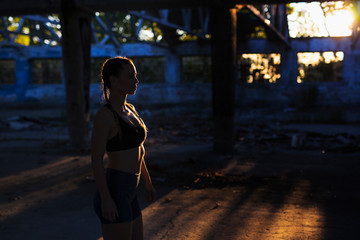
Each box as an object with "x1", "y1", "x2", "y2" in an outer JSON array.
[
  {"x1": 15, "y1": 57, "x2": 30, "y2": 101},
  {"x1": 60, "y1": 0, "x2": 93, "y2": 149},
  {"x1": 165, "y1": 53, "x2": 181, "y2": 85},
  {"x1": 210, "y1": 6, "x2": 237, "y2": 153},
  {"x1": 343, "y1": 50, "x2": 360, "y2": 87},
  {"x1": 280, "y1": 49, "x2": 298, "y2": 85},
  {"x1": 165, "y1": 53, "x2": 181, "y2": 102}
]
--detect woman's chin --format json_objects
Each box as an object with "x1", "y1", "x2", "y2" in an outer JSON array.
[{"x1": 129, "y1": 90, "x2": 137, "y2": 95}]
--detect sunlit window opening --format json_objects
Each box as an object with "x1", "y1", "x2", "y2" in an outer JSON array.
[
  {"x1": 238, "y1": 54, "x2": 281, "y2": 84},
  {"x1": 297, "y1": 51, "x2": 343, "y2": 83},
  {"x1": 287, "y1": 1, "x2": 354, "y2": 38}
]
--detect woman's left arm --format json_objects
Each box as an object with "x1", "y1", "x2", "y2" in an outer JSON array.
[{"x1": 140, "y1": 145, "x2": 156, "y2": 203}]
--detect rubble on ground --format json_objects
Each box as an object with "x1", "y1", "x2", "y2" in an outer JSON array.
[
  {"x1": 235, "y1": 123, "x2": 360, "y2": 153},
  {"x1": 1, "y1": 111, "x2": 359, "y2": 153}
]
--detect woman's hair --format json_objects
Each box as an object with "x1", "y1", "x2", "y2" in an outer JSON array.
[{"x1": 101, "y1": 56, "x2": 134, "y2": 102}]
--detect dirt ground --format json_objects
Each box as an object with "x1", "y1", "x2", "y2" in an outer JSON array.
[{"x1": 0, "y1": 103, "x2": 360, "y2": 240}]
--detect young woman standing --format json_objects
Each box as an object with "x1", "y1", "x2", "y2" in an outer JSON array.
[{"x1": 92, "y1": 57, "x2": 156, "y2": 240}]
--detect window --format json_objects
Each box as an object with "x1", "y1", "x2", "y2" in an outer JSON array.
[
  {"x1": 0, "y1": 60, "x2": 15, "y2": 84},
  {"x1": 131, "y1": 57, "x2": 165, "y2": 83},
  {"x1": 238, "y1": 53, "x2": 281, "y2": 83},
  {"x1": 297, "y1": 51, "x2": 343, "y2": 83},
  {"x1": 31, "y1": 59, "x2": 62, "y2": 84},
  {"x1": 182, "y1": 56, "x2": 211, "y2": 83}
]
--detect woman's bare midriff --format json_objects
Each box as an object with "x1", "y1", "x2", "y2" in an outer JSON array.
[{"x1": 106, "y1": 146, "x2": 143, "y2": 174}]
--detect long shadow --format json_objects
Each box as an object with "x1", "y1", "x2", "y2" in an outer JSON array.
[
  {"x1": 200, "y1": 151, "x2": 359, "y2": 240},
  {"x1": 305, "y1": 154, "x2": 360, "y2": 240},
  {"x1": 198, "y1": 167, "x2": 304, "y2": 239},
  {"x1": 143, "y1": 147, "x2": 360, "y2": 240}
]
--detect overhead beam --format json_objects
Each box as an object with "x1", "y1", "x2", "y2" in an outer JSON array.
[
  {"x1": 242, "y1": 5, "x2": 290, "y2": 48},
  {"x1": 0, "y1": 0, "x2": 348, "y2": 15},
  {"x1": 129, "y1": 10, "x2": 208, "y2": 40},
  {"x1": 0, "y1": 0, "x2": 60, "y2": 15}
]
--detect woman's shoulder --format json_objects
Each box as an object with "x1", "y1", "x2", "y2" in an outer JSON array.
[
  {"x1": 97, "y1": 104, "x2": 112, "y2": 114},
  {"x1": 94, "y1": 105, "x2": 115, "y2": 124}
]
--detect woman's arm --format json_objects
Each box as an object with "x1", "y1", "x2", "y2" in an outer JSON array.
[
  {"x1": 140, "y1": 145, "x2": 156, "y2": 203},
  {"x1": 91, "y1": 108, "x2": 118, "y2": 222}
]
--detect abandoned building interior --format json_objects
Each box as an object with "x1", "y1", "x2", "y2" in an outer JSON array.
[
  {"x1": 0, "y1": 0, "x2": 359, "y2": 151},
  {"x1": 1, "y1": 1, "x2": 360, "y2": 240}
]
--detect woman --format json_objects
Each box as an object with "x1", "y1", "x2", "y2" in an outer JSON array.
[{"x1": 92, "y1": 56, "x2": 156, "y2": 240}]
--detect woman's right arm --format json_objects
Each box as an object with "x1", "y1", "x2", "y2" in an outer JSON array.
[{"x1": 91, "y1": 108, "x2": 119, "y2": 222}]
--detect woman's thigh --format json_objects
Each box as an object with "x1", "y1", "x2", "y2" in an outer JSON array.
[{"x1": 102, "y1": 222, "x2": 132, "y2": 240}]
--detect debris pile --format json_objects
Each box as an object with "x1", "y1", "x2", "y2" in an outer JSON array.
[
  {"x1": 235, "y1": 124, "x2": 360, "y2": 153},
  {"x1": 146, "y1": 114, "x2": 213, "y2": 145}
]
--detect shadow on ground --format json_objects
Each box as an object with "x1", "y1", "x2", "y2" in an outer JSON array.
[{"x1": 142, "y1": 145, "x2": 360, "y2": 240}]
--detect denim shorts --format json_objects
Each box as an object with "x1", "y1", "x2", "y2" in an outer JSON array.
[{"x1": 93, "y1": 168, "x2": 141, "y2": 224}]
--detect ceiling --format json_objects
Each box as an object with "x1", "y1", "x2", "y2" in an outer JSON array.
[{"x1": 0, "y1": 0, "x2": 344, "y2": 15}]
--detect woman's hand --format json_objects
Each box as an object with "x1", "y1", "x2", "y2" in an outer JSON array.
[
  {"x1": 101, "y1": 197, "x2": 119, "y2": 222},
  {"x1": 144, "y1": 182, "x2": 156, "y2": 203}
]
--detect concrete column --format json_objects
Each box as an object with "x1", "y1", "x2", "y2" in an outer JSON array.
[
  {"x1": 60, "y1": 0, "x2": 93, "y2": 149},
  {"x1": 15, "y1": 57, "x2": 31, "y2": 101},
  {"x1": 342, "y1": 50, "x2": 360, "y2": 86},
  {"x1": 165, "y1": 53, "x2": 181, "y2": 102},
  {"x1": 280, "y1": 50, "x2": 298, "y2": 85},
  {"x1": 165, "y1": 53, "x2": 181, "y2": 84},
  {"x1": 211, "y1": 6, "x2": 237, "y2": 153}
]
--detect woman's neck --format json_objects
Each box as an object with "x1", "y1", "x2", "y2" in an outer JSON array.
[{"x1": 109, "y1": 94, "x2": 127, "y2": 112}]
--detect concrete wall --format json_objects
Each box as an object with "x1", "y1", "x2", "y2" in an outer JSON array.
[{"x1": 0, "y1": 38, "x2": 359, "y2": 123}]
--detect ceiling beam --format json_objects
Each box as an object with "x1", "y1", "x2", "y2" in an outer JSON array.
[
  {"x1": 243, "y1": 5, "x2": 290, "y2": 48},
  {"x1": 0, "y1": 0, "x2": 349, "y2": 15}
]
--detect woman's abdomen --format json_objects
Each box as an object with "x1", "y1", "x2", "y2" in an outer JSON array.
[{"x1": 106, "y1": 147, "x2": 142, "y2": 174}]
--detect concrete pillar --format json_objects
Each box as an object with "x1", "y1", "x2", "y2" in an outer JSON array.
[
  {"x1": 343, "y1": 50, "x2": 360, "y2": 86},
  {"x1": 60, "y1": 0, "x2": 93, "y2": 149},
  {"x1": 211, "y1": 6, "x2": 237, "y2": 153},
  {"x1": 15, "y1": 57, "x2": 31, "y2": 101},
  {"x1": 165, "y1": 53, "x2": 181, "y2": 102},
  {"x1": 280, "y1": 50, "x2": 298, "y2": 85},
  {"x1": 165, "y1": 53, "x2": 181, "y2": 84}
]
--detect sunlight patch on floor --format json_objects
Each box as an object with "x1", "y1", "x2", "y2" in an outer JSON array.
[{"x1": 143, "y1": 180, "x2": 325, "y2": 240}]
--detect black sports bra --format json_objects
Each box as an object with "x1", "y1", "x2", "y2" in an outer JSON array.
[{"x1": 105, "y1": 104, "x2": 146, "y2": 152}]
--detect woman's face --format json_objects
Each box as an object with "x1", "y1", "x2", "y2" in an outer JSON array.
[{"x1": 111, "y1": 63, "x2": 139, "y2": 95}]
